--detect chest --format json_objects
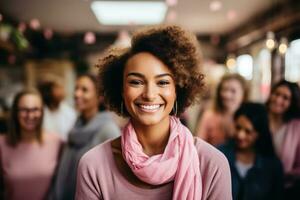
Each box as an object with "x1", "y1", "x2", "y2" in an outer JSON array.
[{"x1": 1, "y1": 142, "x2": 59, "y2": 185}]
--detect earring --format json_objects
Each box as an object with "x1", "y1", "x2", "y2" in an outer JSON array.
[
  {"x1": 172, "y1": 100, "x2": 178, "y2": 116},
  {"x1": 121, "y1": 101, "x2": 124, "y2": 115}
]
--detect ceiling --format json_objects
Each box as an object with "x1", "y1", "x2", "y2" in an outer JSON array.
[{"x1": 0, "y1": 0, "x2": 284, "y2": 35}]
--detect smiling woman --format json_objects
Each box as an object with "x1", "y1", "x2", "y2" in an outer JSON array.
[
  {"x1": 75, "y1": 25, "x2": 232, "y2": 200},
  {"x1": 0, "y1": 88, "x2": 63, "y2": 200}
]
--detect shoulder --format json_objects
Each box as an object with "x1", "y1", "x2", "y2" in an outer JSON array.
[
  {"x1": 288, "y1": 119, "x2": 300, "y2": 128},
  {"x1": 79, "y1": 139, "x2": 113, "y2": 168},
  {"x1": 202, "y1": 109, "x2": 216, "y2": 119},
  {"x1": 194, "y1": 137, "x2": 229, "y2": 170},
  {"x1": 0, "y1": 134, "x2": 8, "y2": 146},
  {"x1": 43, "y1": 132, "x2": 64, "y2": 145},
  {"x1": 201, "y1": 109, "x2": 222, "y2": 124},
  {"x1": 285, "y1": 119, "x2": 300, "y2": 139}
]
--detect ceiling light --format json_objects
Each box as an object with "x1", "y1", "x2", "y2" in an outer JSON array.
[
  {"x1": 166, "y1": 10, "x2": 177, "y2": 22},
  {"x1": 84, "y1": 32, "x2": 96, "y2": 44},
  {"x1": 227, "y1": 10, "x2": 237, "y2": 20},
  {"x1": 209, "y1": 1, "x2": 222, "y2": 12},
  {"x1": 166, "y1": 0, "x2": 178, "y2": 7},
  {"x1": 30, "y1": 18, "x2": 40, "y2": 30},
  {"x1": 278, "y1": 37, "x2": 288, "y2": 54},
  {"x1": 91, "y1": 1, "x2": 168, "y2": 25},
  {"x1": 266, "y1": 31, "x2": 276, "y2": 50}
]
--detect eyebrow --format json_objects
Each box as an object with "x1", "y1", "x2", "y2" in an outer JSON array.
[{"x1": 126, "y1": 72, "x2": 173, "y2": 79}]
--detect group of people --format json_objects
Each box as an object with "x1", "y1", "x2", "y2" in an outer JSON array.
[
  {"x1": 196, "y1": 73, "x2": 300, "y2": 199},
  {"x1": 0, "y1": 24, "x2": 299, "y2": 200},
  {"x1": 0, "y1": 74, "x2": 120, "y2": 200}
]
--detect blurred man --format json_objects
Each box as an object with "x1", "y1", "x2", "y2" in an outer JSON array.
[{"x1": 38, "y1": 74, "x2": 76, "y2": 140}]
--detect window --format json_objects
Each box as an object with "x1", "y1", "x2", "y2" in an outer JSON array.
[
  {"x1": 285, "y1": 39, "x2": 300, "y2": 82},
  {"x1": 236, "y1": 54, "x2": 253, "y2": 80}
]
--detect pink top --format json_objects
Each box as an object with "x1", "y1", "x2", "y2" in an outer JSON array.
[
  {"x1": 76, "y1": 137, "x2": 232, "y2": 200},
  {"x1": 277, "y1": 119, "x2": 300, "y2": 178},
  {"x1": 196, "y1": 110, "x2": 233, "y2": 146},
  {"x1": 0, "y1": 133, "x2": 63, "y2": 200}
]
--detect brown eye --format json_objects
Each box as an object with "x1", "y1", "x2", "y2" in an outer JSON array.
[
  {"x1": 157, "y1": 80, "x2": 170, "y2": 86},
  {"x1": 129, "y1": 80, "x2": 143, "y2": 86}
]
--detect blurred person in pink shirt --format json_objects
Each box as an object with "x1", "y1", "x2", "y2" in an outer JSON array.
[
  {"x1": 75, "y1": 25, "x2": 232, "y2": 200},
  {"x1": 196, "y1": 74, "x2": 248, "y2": 146},
  {"x1": 0, "y1": 88, "x2": 63, "y2": 200},
  {"x1": 266, "y1": 80, "x2": 300, "y2": 199}
]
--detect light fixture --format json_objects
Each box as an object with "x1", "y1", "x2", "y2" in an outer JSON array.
[
  {"x1": 209, "y1": 1, "x2": 222, "y2": 12},
  {"x1": 266, "y1": 31, "x2": 276, "y2": 50},
  {"x1": 227, "y1": 10, "x2": 237, "y2": 21},
  {"x1": 226, "y1": 54, "x2": 236, "y2": 71},
  {"x1": 166, "y1": 10, "x2": 177, "y2": 23},
  {"x1": 84, "y1": 32, "x2": 96, "y2": 44},
  {"x1": 113, "y1": 30, "x2": 131, "y2": 48},
  {"x1": 166, "y1": 0, "x2": 178, "y2": 7},
  {"x1": 91, "y1": 1, "x2": 168, "y2": 25},
  {"x1": 278, "y1": 37, "x2": 288, "y2": 55},
  {"x1": 30, "y1": 18, "x2": 40, "y2": 30}
]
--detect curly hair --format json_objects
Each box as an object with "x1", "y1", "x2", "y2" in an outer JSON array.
[{"x1": 97, "y1": 25, "x2": 204, "y2": 117}]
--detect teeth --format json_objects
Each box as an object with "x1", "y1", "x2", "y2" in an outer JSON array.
[{"x1": 139, "y1": 104, "x2": 160, "y2": 110}]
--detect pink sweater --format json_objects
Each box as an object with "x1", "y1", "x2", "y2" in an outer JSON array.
[
  {"x1": 0, "y1": 133, "x2": 62, "y2": 200},
  {"x1": 278, "y1": 119, "x2": 300, "y2": 178},
  {"x1": 196, "y1": 110, "x2": 233, "y2": 146},
  {"x1": 76, "y1": 137, "x2": 232, "y2": 200}
]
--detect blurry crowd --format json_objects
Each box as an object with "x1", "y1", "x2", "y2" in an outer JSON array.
[
  {"x1": 0, "y1": 74, "x2": 121, "y2": 200},
  {"x1": 0, "y1": 71, "x2": 300, "y2": 200}
]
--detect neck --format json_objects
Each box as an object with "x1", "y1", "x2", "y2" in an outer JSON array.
[
  {"x1": 20, "y1": 130, "x2": 38, "y2": 143},
  {"x1": 236, "y1": 148, "x2": 255, "y2": 164},
  {"x1": 223, "y1": 107, "x2": 235, "y2": 116},
  {"x1": 82, "y1": 107, "x2": 98, "y2": 122},
  {"x1": 269, "y1": 112, "x2": 284, "y2": 124},
  {"x1": 48, "y1": 102, "x2": 60, "y2": 111},
  {"x1": 268, "y1": 112, "x2": 284, "y2": 133},
  {"x1": 132, "y1": 116, "x2": 171, "y2": 156}
]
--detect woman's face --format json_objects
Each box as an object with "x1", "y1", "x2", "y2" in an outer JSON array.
[
  {"x1": 268, "y1": 85, "x2": 291, "y2": 116},
  {"x1": 123, "y1": 52, "x2": 176, "y2": 126},
  {"x1": 74, "y1": 76, "x2": 99, "y2": 113},
  {"x1": 220, "y1": 79, "x2": 244, "y2": 112},
  {"x1": 18, "y1": 94, "x2": 43, "y2": 132},
  {"x1": 234, "y1": 115, "x2": 258, "y2": 151}
]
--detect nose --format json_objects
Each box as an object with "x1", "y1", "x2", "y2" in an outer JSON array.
[
  {"x1": 236, "y1": 129, "x2": 246, "y2": 140},
  {"x1": 74, "y1": 88, "x2": 82, "y2": 99},
  {"x1": 142, "y1": 83, "x2": 157, "y2": 101}
]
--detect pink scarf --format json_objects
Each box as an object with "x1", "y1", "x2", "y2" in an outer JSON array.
[{"x1": 121, "y1": 116, "x2": 202, "y2": 200}]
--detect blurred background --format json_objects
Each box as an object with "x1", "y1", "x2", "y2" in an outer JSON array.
[{"x1": 0, "y1": 0, "x2": 299, "y2": 131}]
